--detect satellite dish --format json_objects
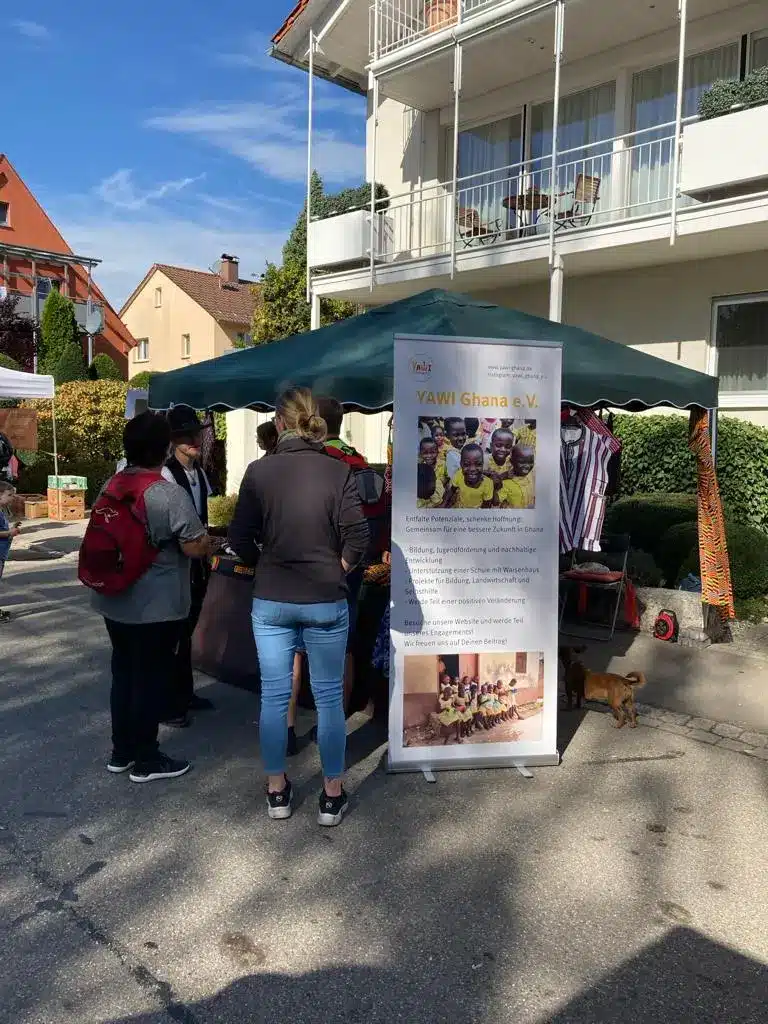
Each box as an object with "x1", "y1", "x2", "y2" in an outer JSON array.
[{"x1": 85, "y1": 303, "x2": 103, "y2": 335}]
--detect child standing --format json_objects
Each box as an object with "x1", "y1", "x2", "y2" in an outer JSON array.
[
  {"x1": 443, "y1": 418, "x2": 468, "y2": 482},
  {"x1": 0, "y1": 482, "x2": 21, "y2": 623},
  {"x1": 443, "y1": 444, "x2": 495, "y2": 509},
  {"x1": 416, "y1": 463, "x2": 443, "y2": 508}
]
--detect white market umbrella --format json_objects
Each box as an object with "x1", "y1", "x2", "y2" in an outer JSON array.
[{"x1": 0, "y1": 366, "x2": 58, "y2": 476}]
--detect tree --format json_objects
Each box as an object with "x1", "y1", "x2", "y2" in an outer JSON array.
[
  {"x1": 40, "y1": 290, "x2": 80, "y2": 373},
  {"x1": 53, "y1": 342, "x2": 88, "y2": 385},
  {"x1": 252, "y1": 172, "x2": 388, "y2": 344},
  {"x1": 0, "y1": 294, "x2": 34, "y2": 371},
  {"x1": 128, "y1": 371, "x2": 155, "y2": 389},
  {"x1": 90, "y1": 353, "x2": 124, "y2": 381}
]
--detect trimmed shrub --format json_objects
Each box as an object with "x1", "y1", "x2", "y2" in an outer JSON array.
[
  {"x1": 698, "y1": 66, "x2": 768, "y2": 120},
  {"x1": 213, "y1": 411, "x2": 227, "y2": 441},
  {"x1": 91, "y1": 353, "x2": 124, "y2": 381},
  {"x1": 657, "y1": 521, "x2": 700, "y2": 585},
  {"x1": 678, "y1": 522, "x2": 768, "y2": 600},
  {"x1": 40, "y1": 290, "x2": 79, "y2": 373},
  {"x1": 128, "y1": 370, "x2": 155, "y2": 390},
  {"x1": 605, "y1": 492, "x2": 698, "y2": 556},
  {"x1": 16, "y1": 454, "x2": 113, "y2": 505},
  {"x1": 22, "y1": 380, "x2": 127, "y2": 465},
  {"x1": 208, "y1": 494, "x2": 238, "y2": 528},
  {"x1": 613, "y1": 414, "x2": 768, "y2": 533},
  {"x1": 53, "y1": 342, "x2": 88, "y2": 384},
  {"x1": 626, "y1": 549, "x2": 663, "y2": 587}
]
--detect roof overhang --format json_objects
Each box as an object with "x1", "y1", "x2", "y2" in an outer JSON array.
[
  {"x1": 0, "y1": 240, "x2": 101, "y2": 269},
  {"x1": 271, "y1": 0, "x2": 369, "y2": 96}
]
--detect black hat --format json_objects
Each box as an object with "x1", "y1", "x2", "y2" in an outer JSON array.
[{"x1": 167, "y1": 404, "x2": 202, "y2": 437}]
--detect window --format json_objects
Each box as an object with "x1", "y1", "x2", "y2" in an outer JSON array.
[
  {"x1": 455, "y1": 114, "x2": 524, "y2": 225},
  {"x1": 751, "y1": 32, "x2": 768, "y2": 72},
  {"x1": 181, "y1": 333, "x2": 191, "y2": 359},
  {"x1": 712, "y1": 296, "x2": 768, "y2": 395},
  {"x1": 36, "y1": 277, "x2": 53, "y2": 301},
  {"x1": 0, "y1": 201, "x2": 8, "y2": 227},
  {"x1": 134, "y1": 338, "x2": 149, "y2": 362},
  {"x1": 154, "y1": 287, "x2": 162, "y2": 308},
  {"x1": 515, "y1": 652, "x2": 528, "y2": 675},
  {"x1": 236, "y1": 331, "x2": 253, "y2": 347}
]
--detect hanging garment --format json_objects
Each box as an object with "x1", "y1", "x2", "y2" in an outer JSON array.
[
  {"x1": 560, "y1": 408, "x2": 622, "y2": 553},
  {"x1": 604, "y1": 412, "x2": 621, "y2": 498},
  {"x1": 688, "y1": 408, "x2": 734, "y2": 620}
]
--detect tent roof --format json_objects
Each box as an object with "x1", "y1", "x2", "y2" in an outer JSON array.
[
  {"x1": 0, "y1": 366, "x2": 54, "y2": 400},
  {"x1": 148, "y1": 289, "x2": 718, "y2": 413}
]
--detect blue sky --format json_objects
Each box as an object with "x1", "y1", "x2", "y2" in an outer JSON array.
[{"x1": 3, "y1": 2, "x2": 365, "y2": 306}]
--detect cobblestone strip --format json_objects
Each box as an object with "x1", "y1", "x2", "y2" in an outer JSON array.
[{"x1": 579, "y1": 700, "x2": 768, "y2": 760}]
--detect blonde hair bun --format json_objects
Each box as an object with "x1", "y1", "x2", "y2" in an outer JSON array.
[{"x1": 276, "y1": 386, "x2": 328, "y2": 443}]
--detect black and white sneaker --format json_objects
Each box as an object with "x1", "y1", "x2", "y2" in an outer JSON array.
[
  {"x1": 129, "y1": 754, "x2": 191, "y2": 784},
  {"x1": 317, "y1": 788, "x2": 349, "y2": 828},
  {"x1": 106, "y1": 753, "x2": 135, "y2": 774},
  {"x1": 266, "y1": 778, "x2": 293, "y2": 820}
]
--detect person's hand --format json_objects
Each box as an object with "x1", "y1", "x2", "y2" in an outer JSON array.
[
  {"x1": 382, "y1": 550, "x2": 391, "y2": 566},
  {"x1": 341, "y1": 558, "x2": 351, "y2": 574},
  {"x1": 10, "y1": 527, "x2": 21, "y2": 538}
]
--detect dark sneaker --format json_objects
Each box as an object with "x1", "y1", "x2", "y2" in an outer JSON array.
[
  {"x1": 106, "y1": 754, "x2": 135, "y2": 774},
  {"x1": 266, "y1": 778, "x2": 293, "y2": 820},
  {"x1": 286, "y1": 726, "x2": 298, "y2": 757},
  {"x1": 188, "y1": 695, "x2": 215, "y2": 711},
  {"x1": 317, "y1": 788, "x2": 349, "y2": 828},
  {"x1": 161, "y1": 713, "x2": 191, "y2": 729},
  {"x1": 0, "y1": 610, "x2": 11, "y2": 623},
  {"x1": 129, "y1": 754, "x2": 191, "y2": 784}
]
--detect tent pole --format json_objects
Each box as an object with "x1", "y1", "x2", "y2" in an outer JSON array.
[
  {"x1": 450, "y1": 41, "x2": 462, "y2": 281},
  {"x1": 370, "y1": 72, "x2": 380, "y2": 293},
  {"x1": 306, "y1": 29, "x2": 315, "y2": 303},
  {"x1": 549, "y1": 253, "x2": 564, "y2": 322},
  {"x1": 51, "y1": 396, "x2": 59, "y2": 480},
  {"x1": 670, "y1": 0, "x2": 688, "y2": 245},
  {"x1": 548, "y1": 0, "x2": 564, "y2": 272}
]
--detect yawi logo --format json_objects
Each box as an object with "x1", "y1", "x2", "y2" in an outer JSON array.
[{"x1": 409, "y1": 355, "x2": 433, "y2": 380}]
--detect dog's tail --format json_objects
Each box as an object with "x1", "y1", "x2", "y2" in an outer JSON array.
[{"x1": 625, "y1": 671, "x2": 646, "y2": 689}]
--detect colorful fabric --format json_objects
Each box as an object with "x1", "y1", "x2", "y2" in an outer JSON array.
[
  {"x1": 560, "y1": 408, "x2": 621, "y2": 553},
  {"x1": 688, "y1": 409, "x2": 734, "y2": 619}
]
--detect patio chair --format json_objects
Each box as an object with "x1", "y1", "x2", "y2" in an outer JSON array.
[
  {"x1": 456, "y1": 206, "x2": 503, "y2": 248},
  {"x1": 554, "y1": 173, "x2": 601, "y2": 230},
  {"x1": 558, "y1": 533, "x2": 630, "y2": 640}
]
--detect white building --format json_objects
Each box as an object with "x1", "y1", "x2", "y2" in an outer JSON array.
[{"x1": 272, "y1": 0, "x2": 768, "y2": 426}]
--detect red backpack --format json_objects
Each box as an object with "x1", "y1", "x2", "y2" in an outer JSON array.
[{"x1": 78, "y1": 471, "x2": 163, "y2": 596}]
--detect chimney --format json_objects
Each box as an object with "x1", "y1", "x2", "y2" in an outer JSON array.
[{"x1": 219, "y1": 253, "x2": 239, "y2": 286}]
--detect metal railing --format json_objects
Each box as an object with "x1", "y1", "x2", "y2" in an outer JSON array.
[
  {"x1": 370, "y1": 0, "x2": 512, "y2": 59},
  {"x1": 322, "y1": 123, "x2": 692, "y2": 273}
]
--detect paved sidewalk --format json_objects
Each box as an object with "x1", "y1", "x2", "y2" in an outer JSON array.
[{"x1": 1, "y1": 556, "x2": 767, "y2": 1024}]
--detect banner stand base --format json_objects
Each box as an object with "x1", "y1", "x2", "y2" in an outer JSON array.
[
  {"x1": 388, "y1": 752, "x2": 561, "y2": 774},
  {"x1": 420, "y1": 767, "x2": 437, "y2": 784},
  {"x1": 514, "y1": 763, "x2": 534, "y2": 779}
]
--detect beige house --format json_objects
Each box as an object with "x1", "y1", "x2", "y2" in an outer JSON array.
[{"x1": 120, "y1": 255, "x2": 257, "y2": 376}]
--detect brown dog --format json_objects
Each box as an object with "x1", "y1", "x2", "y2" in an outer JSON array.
[{"x1": 565, "y1": 660, "x2": 646, "y2": 728}]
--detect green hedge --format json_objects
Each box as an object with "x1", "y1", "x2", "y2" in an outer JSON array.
[
  {"x1": 17, "y1": 455, "x2": 113, "y2": 505},
  {"x1": 208, "y1": 494, "x2": 237, "y2": 528},
  {"x1": 613, "y1": 414, "x2": 768, "y2": 532},
  {"x1": 679, "y1": 522, "x2": 768, "y2": 600},
  {"x1": 657, "y1": 521, "x2": 700, "y2": 585},
  {"x1": 605, "y1": 492, "x2": 698, "y2": 556}
]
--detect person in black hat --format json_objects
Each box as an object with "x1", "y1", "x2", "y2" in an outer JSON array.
[{"x1": 161, "y1": 404, "x2": 215, "y2": 725}]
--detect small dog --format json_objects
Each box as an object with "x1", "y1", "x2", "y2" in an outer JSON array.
[{"x1": 565, "y1": 660, "x2": 646, "y2": 728}]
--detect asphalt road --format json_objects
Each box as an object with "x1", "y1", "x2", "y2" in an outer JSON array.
[{"x1": 1, "y1": 556, "x2": 767, "y2": 1024}]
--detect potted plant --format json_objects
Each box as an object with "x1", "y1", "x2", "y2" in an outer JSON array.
[{"x1": 425, "y1": 0, "x2": 458, "y2": 33}]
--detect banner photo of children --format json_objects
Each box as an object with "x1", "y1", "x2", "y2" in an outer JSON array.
[
  {"x1": 416, "y1": 416, "x2": 536, "y2": 510},
  {"x1": 402, "y1": 651, "x2": 545, "y2": 748}
]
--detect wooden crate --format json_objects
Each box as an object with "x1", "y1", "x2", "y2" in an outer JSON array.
[
  {"x1": 24, "y1": 497, "x2": 49, "y2": 520},
  {"x1": 47, "y1": 488, "x2": 86, "y2": 522}
]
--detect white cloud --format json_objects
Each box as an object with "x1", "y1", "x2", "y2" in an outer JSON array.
[
  {"x1": 11, "y1": 19, "x2": 50, "y2": 40},
  {"x1": 95, "y1": 169, "x2": 203, "y2": 211},
  {"x1": 146, "y1": 97, "x2": 365, "y2": 185},
  {"x1": 213, "y1": 31, "x2": 287, "y2": 73},
  {"x1": 56, "y1": 210, "x2": 287, "y2": 310}
]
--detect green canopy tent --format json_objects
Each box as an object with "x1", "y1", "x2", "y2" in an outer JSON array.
[{"x1": 148, "y1": 289, "x2": 718, "y2": 412}]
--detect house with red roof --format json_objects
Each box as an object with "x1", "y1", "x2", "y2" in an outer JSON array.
[
  {"x1": 0, "y1": 154, "x2": 135, "y2": 373},
  {"x1": 120, "y1": 255, "x2": 259, "y2": 377}
]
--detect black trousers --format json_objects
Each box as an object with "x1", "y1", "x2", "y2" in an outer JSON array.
[
  {"x1": 166, "y1": 562, "x2": 209, "y2": 718},
  {"x1": 105, "y1": 618, "x2": 183, "y2": 764}
]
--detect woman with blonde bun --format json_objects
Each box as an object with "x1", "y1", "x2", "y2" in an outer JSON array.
[{"x1": 228, "y1": 386, "x2": 369, "y2": 827}]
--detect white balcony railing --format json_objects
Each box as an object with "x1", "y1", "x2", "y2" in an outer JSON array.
[
  {"x1": 370, "y1": 0, "x2": 510, "y2": 60},
  {"x1": 310, "y1": 123, "x2": 704, "y2": 278}
]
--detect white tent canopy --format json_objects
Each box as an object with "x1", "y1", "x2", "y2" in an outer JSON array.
[{"x1": 0, "y1": 366, "x2": 54, "y2": 400}]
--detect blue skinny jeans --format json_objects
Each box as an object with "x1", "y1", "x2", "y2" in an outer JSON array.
[{"x1": 251, "y1": 599, "x2": 349, "y2": 778}]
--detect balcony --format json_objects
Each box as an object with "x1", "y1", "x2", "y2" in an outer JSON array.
[
  {"x1": 11, "y1": 292, "x2": 104, "y2": 331},
  {"x1": 311, "y1": 124, "x2": 680, "y2": 276},
  {"x1": 680, "y1": 102, "x2": 768, "y2": 202},
  {"x1": 370, "y1": 0, "x2": 517, "y2": 60}
]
